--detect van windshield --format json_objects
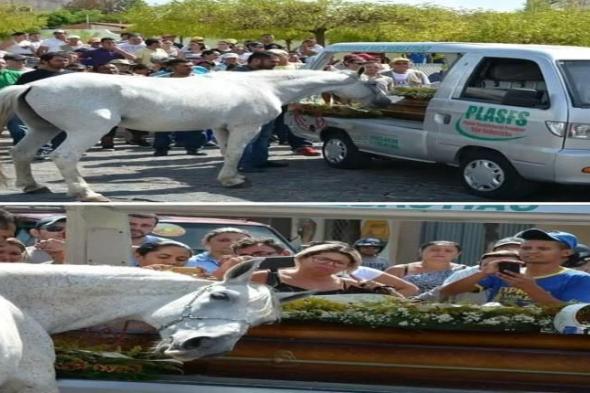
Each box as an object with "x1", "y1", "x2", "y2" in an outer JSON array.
[{"x1": 558, "y1": 60, "x2": 590, "y2": 108}]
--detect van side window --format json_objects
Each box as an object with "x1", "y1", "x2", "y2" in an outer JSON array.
[{"x1": 460, "y1": 58, "x2": 549, "y2": 109}]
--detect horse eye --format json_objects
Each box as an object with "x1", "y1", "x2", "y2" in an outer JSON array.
[{"x1": 210, "y1": 292, "x2": 230, "y2": 301}]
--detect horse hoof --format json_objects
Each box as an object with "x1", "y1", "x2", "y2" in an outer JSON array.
[
  {"x1": 226, "y1": 179, "x2": 251, "y2": 188},
  {"x1": 78, "y1": 194, "x2": 111, "y2": 202},
  {"x1": 23, "y1": 185, "x2": 51, "y2": 194}
]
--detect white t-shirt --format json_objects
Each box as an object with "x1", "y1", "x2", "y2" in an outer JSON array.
[
  {"x1": 392, "y1": 71, "x2": 410, "y2": 86},
  {"x1": 117, "y1": 42, "x2": 146, "y2": 55},
  {"x1": 40, "y1": 37, "x2": 66, "y2": 52},
  {"x1": 6, "y1": 40, "x2": 34, "y2": 55},
  {"x1": 350, "y1": 266, "x2": 383, "y2": 281}
]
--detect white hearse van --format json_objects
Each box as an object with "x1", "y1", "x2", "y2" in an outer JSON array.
[{"x1": 286, "y1": 42, "x2": 590, "y2": 199}]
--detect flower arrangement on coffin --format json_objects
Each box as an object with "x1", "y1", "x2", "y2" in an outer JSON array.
[
  {"x1": 54, "y1": 339, "x2": 183, "y2": 381},
  {"x1": 282, "y1": 297, "x2": 560, "y2": 333},
  {"x1": 391, "y1": 86, "x2": 438, "y2": 101}
]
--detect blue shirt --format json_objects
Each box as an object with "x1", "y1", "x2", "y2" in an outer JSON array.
[
  {"x1": 479, "y1": 268, "x2": 590, "y2": 306},
  {"x1": 185, "y1": 251, "x2": 220, "y2": 273}
]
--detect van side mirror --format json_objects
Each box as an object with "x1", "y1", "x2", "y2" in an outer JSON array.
[{"x1": 502, "y1": 89, "x2": 545, "y2": 108}]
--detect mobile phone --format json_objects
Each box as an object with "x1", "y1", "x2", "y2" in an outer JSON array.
[
  {"x1": 497, "y1": 261, "x2": 521, "y2": 274},
  {"x1": 258, "y1": 256, "x2": 295, "y2": 271}
]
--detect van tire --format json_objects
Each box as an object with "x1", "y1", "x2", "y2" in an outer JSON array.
[
  {"x1": 322, "y1": 132, "x2": 370, "y2": 169},
  {"x1": 459, "y1": 150, "x2": 536, "y2": 199}
]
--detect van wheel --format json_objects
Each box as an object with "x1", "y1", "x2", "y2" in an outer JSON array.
[
  {"x1": 459, "y1": 151, "x2": 535, "y2": 199},
  {"x1": 322, "y1": 133, "x2": 370, "y2": 169}
]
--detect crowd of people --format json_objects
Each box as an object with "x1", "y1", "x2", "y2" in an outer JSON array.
[
  {"x1": 0, "y1": 31, "x2": 327, "y2": 165},
  {"x1": 0, "y1": 30, "x2": 434, "y2": 168},
  {"x1": 2, "y1": 208, "x2": 590, "y2": 308}
]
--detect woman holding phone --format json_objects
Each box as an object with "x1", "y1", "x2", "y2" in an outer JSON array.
[{"x1": 249, "y1": 242, "x2": 408, "y2": 296}]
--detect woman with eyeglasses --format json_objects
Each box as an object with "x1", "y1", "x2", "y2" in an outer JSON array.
[{"x1": 249, "y1": 242, "x2": 406, "y2": 296}]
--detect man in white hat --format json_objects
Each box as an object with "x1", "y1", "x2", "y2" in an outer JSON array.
[
  {"x1": 215, "y1": 52, "x2": 240, "y2": 71},
  {"x1": 60, "y1": 35, "x2": 85, "y2": 52},
  {"x1": 37, "y1": 30, "x2": 68, "y2": 55}
]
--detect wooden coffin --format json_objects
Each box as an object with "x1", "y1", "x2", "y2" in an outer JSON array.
[{"x1": 55, "y1": 321, "x2": 590, "y2": 392}]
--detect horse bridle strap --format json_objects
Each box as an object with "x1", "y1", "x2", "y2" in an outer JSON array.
[{"x1": 157, "y1": 284, "x2": 250, "y2": 332}]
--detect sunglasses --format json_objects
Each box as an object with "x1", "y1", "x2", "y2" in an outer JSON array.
[{"x1": 42, "y1": 225, "x2": 65, "y2": 232}]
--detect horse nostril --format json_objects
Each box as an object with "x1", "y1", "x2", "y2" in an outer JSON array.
[{"x1": 182, "y1": 337, "x2": 207, "y2": 350}]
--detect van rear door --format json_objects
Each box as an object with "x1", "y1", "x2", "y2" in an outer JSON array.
[{"x1": 558, "y1": 60, "x2": 590, "y2": 149}]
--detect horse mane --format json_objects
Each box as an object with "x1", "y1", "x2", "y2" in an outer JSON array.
[{"x1": 0, "y1": 264, "x2": 202, "y2": 296}]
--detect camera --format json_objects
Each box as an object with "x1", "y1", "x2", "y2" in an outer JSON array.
[
  {"x1": 497, "y1": 260, "x2": 522, "y2": 274},
  {"x1": 257, "y1": 256, "x2": 295, "y2": 271}
]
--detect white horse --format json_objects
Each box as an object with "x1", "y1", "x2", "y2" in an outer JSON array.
[
  {"x1": 0, "y1": 260, "x2": 302, "y2": 393},
  {"x1": 0, "y1": 296, "x2": 25, "y2": 392},
  {"x1": 0, "y1": 70, "x2": 386, "y2": 201}
]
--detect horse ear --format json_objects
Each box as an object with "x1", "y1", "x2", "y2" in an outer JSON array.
[{"x1": 223, "y1": 258, "x2": 263, "y2": 283}]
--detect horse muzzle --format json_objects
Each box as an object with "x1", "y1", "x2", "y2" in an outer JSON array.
[{"x1": 165, "y1": 333, "x2": 242, "y2": 360}]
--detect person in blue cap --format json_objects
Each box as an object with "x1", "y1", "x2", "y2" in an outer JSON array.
[
  {"x1": 440, "y1": 228, "x2": 590, "y2": 306},
  {"x1": 24, "y1": 215, "x2": 67, "y2": 264}
]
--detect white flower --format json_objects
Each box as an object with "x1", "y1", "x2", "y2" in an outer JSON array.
[
  {"x1": 433, "y1": 313, "x2": 454, "y2": 323},
  {"x1": 398, "y1": 321, "x2": 409, "y2": 326},
  {"x1": 512, "y1": 314, "x2": 536, "y2": 323}
]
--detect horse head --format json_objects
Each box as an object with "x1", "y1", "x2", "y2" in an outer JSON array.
[
  {"x1": 329, "y1": 71, "x2": 392, "y2": 107},
  {"x1": 153, "y1": 259, "x2": 306, "y2": 360}
]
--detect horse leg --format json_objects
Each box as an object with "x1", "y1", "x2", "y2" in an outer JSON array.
[
  {"x1": 212, "y1": 128, "x2": 229, "y2": 156},
  {"x1": 10, "y1": 315, "x2": 59, "y2": 393},
  {"x1": 213, "y1": 127, "x2": 246, "y2": 182},
  {"x1": 217, "y1": 125, "x2": 261, "y2": 187},
  {"x1": 10, "y1": 124, "x2": 62, "y2": 194},
  {"x1": 49, "y1": 110, "x2": 120, "y2": 201},
  {"x1": 50, "y1": 129, "x2": 115, "y2": 202}
]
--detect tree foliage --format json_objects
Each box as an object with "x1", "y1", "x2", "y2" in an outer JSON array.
[
  {"x1": 66, "y1": 0, "x2": 146, "y2": 13},
  {"x1": 0, "y1": 5, "x2": 46, "y2": 38},
  {"x1": 120, "y1": 0, "x2": 590, "y2": 47}
]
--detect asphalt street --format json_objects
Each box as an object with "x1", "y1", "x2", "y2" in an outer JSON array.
[{"x1": 0, "y1": 134, "x2": 588, "y2": 203}]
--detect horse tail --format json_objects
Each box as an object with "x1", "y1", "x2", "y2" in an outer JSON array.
[
  {"x1": 0, "y1": 85, "x2": 28, "y2": 187},
  {"x1": 0, "y1": 85, "x2": 28, "y2": 128}
]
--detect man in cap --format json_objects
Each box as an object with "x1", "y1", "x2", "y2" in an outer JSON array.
[
  {"x1": 4, "y1": 53, "x2": 33, "y2": 73},
  {"x1": 37, "y1": 30, "x2": 68, "y2": 55},
  {"x1": 353, "y1": 237, "x2": 389, "y2": 270},
  {"x1": 60, "y1": 35, "x2": 85, "y2": 52},
  {"x1": 24, "y1": 216, "x2": 67, "y2": 264},
  {"x1": 491, "y1": 236, "x2": 524, "y2": 252},
  {"x1": 440, "y1": 229, "x2": 590, "y2": 306},
  {"x1": 109, "y1": 58, "x2": 134, "y2": 74},
  {"x1": 216, "y1": 52, "x2": 240, "y2": 71}
]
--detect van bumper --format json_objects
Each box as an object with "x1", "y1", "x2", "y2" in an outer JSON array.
[{"x1": 555, "y1": 150, "x2": 590, "y2": 184}]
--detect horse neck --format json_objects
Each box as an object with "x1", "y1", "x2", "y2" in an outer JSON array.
[
  {"x1": 0, "y1": 265, "x2": 207, "y2": 333},
  {"x1": 261, "y1": 71, "x2": 354, "y2": 104}
]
